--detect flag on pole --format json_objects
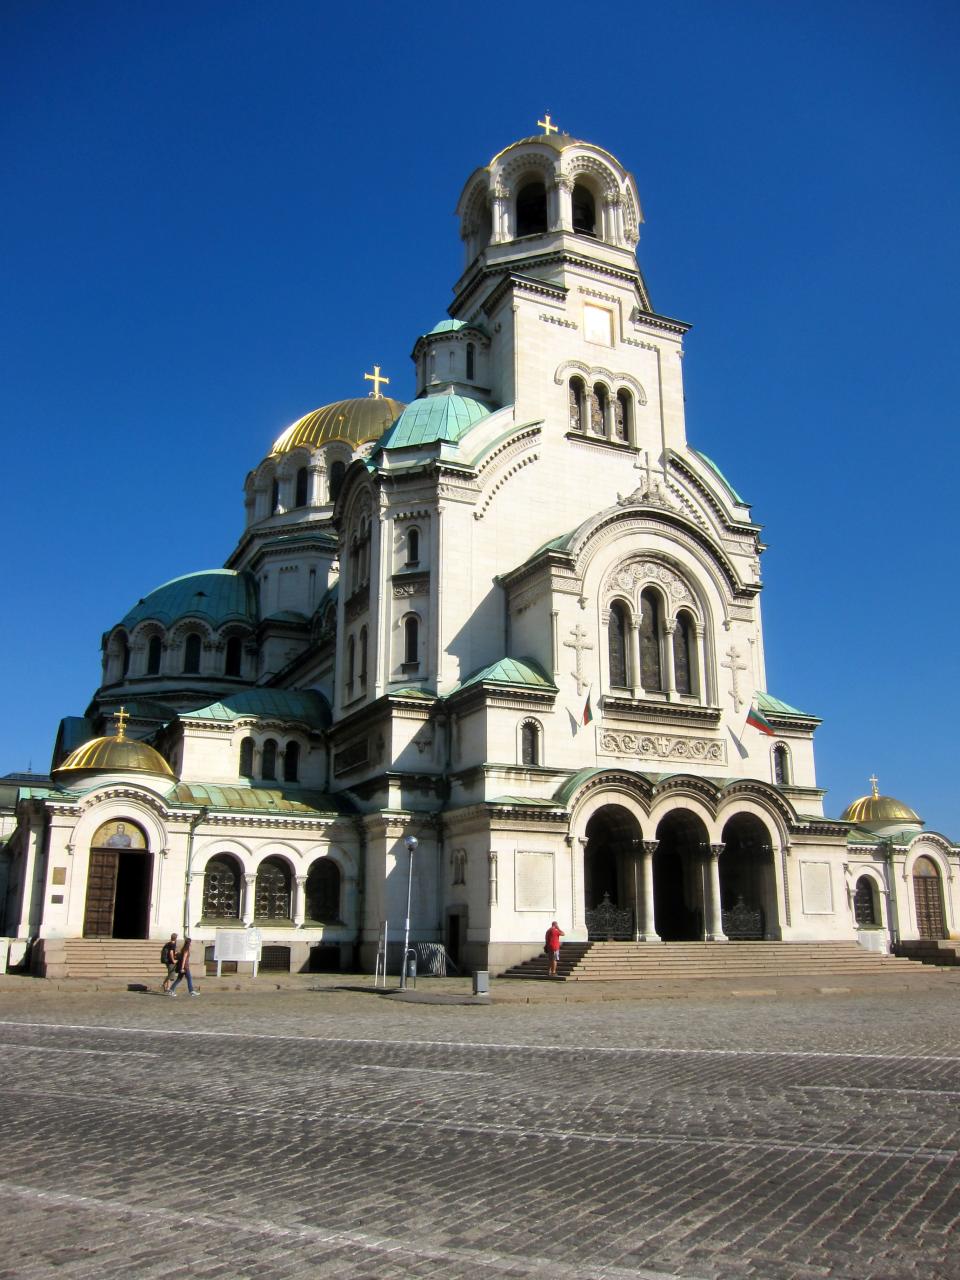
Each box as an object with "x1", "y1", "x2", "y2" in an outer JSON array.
[
  {"x1": 582, "y1": 689, "x2": 594, "y2": 726},
  {"x1": 745, "y1": 704, "x2": 776, "y2": 737}
]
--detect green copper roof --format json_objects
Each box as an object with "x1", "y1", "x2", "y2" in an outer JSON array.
[
  {"x1": 427, "y1": 319, "x2": 466, "y2": 335},
  {"x1": 756, "y1": 691, "x2": 818, "y2": 720},
  {"x1": 453, "y1": 657, "x2": 557, "y2": 694},
  {"x1": 691, "y1": 449, "x2": 745, "y2": 504},
  {"x1": 377, "y1": 393, "x2": 495, "y2": 450},
  {"x1": 121, "y1": 570, "x2": 258, "y2": 630},
  {"x1": 180, "y1": 688, "x2": 330, "y2": 729},
  {"x1": 167, "y1": 782, "x2": 343, "y2": 816}
]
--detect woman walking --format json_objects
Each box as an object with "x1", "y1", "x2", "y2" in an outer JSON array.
[{"x1": 168, "y1": 937, "x2": 199, "y2": 997}]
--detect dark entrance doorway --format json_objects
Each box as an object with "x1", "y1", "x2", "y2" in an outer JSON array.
[
  {"x1": 583, "y1": 806, "x2": 641, "y2": 939},
  {"x1": 653, "y1": 810, "x2": 708, "y2": 940},
  {"x1": 82, "y1": 819, "x2": 152, "y2": 939},
  {"x1": 913, "y1": 857, "x2": 945, "y2": 940},
  {"x1": 446, "y1": 911, "x2": 463, "y2": 967},
  {"x1": 719, "y1": 813, "x2": 775, "y2": 939}
]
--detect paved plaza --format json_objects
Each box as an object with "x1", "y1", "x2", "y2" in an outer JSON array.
[{"x1": 0, "y1": 979, "x2": 958, "y2": 1280}]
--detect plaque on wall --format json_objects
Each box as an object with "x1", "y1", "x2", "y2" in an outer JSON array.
[
  {"x1": 799, "y1": 861, "x2": 834, "y2": 915},
  {"x1": 515, "y1": 850, "x2": 555, "y2": 912}
]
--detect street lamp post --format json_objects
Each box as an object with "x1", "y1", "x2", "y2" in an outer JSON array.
[{"x1": 400, "y1": 834, "x2": 418, "y2": 990}]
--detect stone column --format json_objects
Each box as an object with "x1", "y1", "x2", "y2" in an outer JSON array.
[
  {"x1": 308, "y1": 457, "x2": 324, "y2": 508},
  {"x1": 185, "y1": 870, "x2": 203, "y2": 933},
  {"x1": 640, "y1": 841, "x2": 660, "y2": 941},
  {"x1": 693, "y1": 620, "x2": 706, "y2": 701},
  {"x1": 629, "y1": 622, "x2": 643, "y2": 698},
  {"x1": 663, "y1": 619, "x2": 678, "y2": 700},
  {"x1": 242, "y1": 873, "x2": 257, "y2": 926},
  {"x1": 556, "y1": 175, "x2": 573, "y2": 231},
  {"x1": 293, "y1": 875, "x2": 307, "y2": 928},
  {"x1": 705, "y1": 844, "x2": 728, "y2": 941}
]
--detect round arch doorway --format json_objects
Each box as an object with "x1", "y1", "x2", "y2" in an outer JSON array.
[
  {"x1": 583, "y1": 805, "x2": 642, "y2": 938},
  {"x1": 653, "y1": 809, "x2": 709, "y2": 941},
  {"x1": 913, "y1": 856, "x2": 946, "y2": 940},
  {"x1": 82, "y1": 818, "x2": 153, "y2": 938},
  {"x1": 718, "y1": 813, "x2": 778, "y2": 940}
]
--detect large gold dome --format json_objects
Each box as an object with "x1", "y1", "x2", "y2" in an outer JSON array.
[
  {"x1": 841, "y1": 780, "x2": 921, "y2": 827},
  {"x1": 271, "y1": 397, "x2": 405, "y2": 455},
  {"x1": 54, "y1": 734, "x2": 175, "y2": 780}
]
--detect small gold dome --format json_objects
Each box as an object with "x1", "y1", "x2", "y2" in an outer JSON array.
[
  {"x1": 55, "y1": 735, "x2": 175, "y2": 780},
  {"x1": 840, "y1": 777, "x2": 921, "y2": 826},
  {"x1": 271, "y1": 397, "x2": 405, "y2": 455}
]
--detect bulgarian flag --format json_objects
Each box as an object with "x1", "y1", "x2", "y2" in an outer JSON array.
[
  {"x1": 582, "y1": 689, "x2": 594, "y2": 726},
  {"x1": 745, "y1": 703, "x2": 776, "y2": 737}
]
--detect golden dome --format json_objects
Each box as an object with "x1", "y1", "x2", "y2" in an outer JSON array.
[
  {"x1": 271, "y1": 397, "x2": 405, "y2": 455},
  {"x1": 55, "y1": 734, "x2": 175, "y2": 780},
  {"x1": 840, "y1": 777, "x2": 921, "y2": 826}
]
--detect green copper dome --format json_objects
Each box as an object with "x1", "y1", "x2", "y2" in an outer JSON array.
[
  {"x1": 120, "y1": 570, "x2": 259, "y2": 630},
  {"x1": 377, "y1": 393, "x2": 495, "y2": 450}
]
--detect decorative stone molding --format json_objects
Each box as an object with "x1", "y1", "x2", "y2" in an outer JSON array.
[
  {"x1": 599, "y1": 729, "x2": 726, "y2": 766},
  {"x1": 554, "y1": 360, "x2": 647, "y2": 405},
  {"x1": 540, "y1": 313, "x2": 578, "y2": 329},
  {"x1": 604, "y1": 559, "x2": 695, "y2": 609},
  {"x1": 474, "y1": 452, "x2": 540, "y2": 521},
  {"x1": 577, "y1": 286, "x2": 619, "y2": 303},
  {"x1": 392, "y1": 574, "x2": 429, "y2": 599}
]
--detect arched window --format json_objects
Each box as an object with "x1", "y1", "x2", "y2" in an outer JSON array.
[
  {"x1": 853, "y1": 876, "x2": 879, "y2": 927},
  {"x1": 591, "y1": 384, "x2": 608, "y2": 435},
  {"x1": 572, "y1": 183, "x2": 597, "y2": 236},
  {"x1": 255, "y1": 857, "x2": 292, "y2": 920},
  {"x1": 520, "y1": 721, "x2": 540, "y2": 767},
  {"x1": 283, "y1": 740, "x2": 300, "y2": 782},
  {"x1": 202, "y1": 856, "x2": 242, "y2": 920},
  {"x1": 773, "y1": 743, "x2": 791, "y2": 785},
  {"x1": 270, "y1": 477, "x2": 280, "y2": 513},
  {"x1": 516, "y1": 180, "x2": 548, "y2": 237},
  {"x1": 569, "y1": 377, "x2": 586, "y2": 432},
  {"x1": 404, "y1": 615, "x2": 419, "y2": 667},
  {"x1": 225, "y1": 635, "x2": 242, "y2": 677},
  {"x1": 295, "y1": 466, "x2": 309, "y2": 507},
  {"x1": 406, "y1": 527, "x2": 420, "y2": 565},
  {"x1": 608, "y1": 601, "x2": 629, "y2": 688},
  {"x1": 639, "y1": 589, "x2": 663, "y2": 691},
  {"x1": 673, "y1": 611, "x2": 695, "y2": 697},
  {"x1": 183, "y1": 632, "x2": 202, "y2": 674},
  {"x1": 329, "y1": 460, "x2": 346, "y2": 502},
  {"x1": 615, "y1": 389, "x2": 632, "y2": 442},
  {"x1": 239, "y1": 737, "x2": 254, "y2": 779},
  {"x1": 120, "y1": 638, "x2": 130, "y2": 677},
  {"x1": 147, "y1": 635, "x2": 162, "y2": 675},
  {"x1": 359, "y1": 626, "x2": 368, "y2": 686},
  {"x1": 346, "y1": 635, "x2": 355, "y2": 690},
  {"x1": 466, "y1": 343, "x2": 475, "y2": 380},
  {"x1": 261, "y1": 738, "x2": 277, "y2": 781},
  {"x1": 305, "y1": 859, "x2": 341, "y2": 923}
]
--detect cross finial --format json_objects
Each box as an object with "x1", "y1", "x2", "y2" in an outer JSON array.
[
  {"x1": 364, "y1": 365, "x2": 389, "y2": 399},
  {"x1": 115, "y1": 707, "x2": 129, "y2": 741},
  {"x1": 869, "y1": 774, "x2": 879, "y2": 798},
  {"x1": 537, "y1": 113, "x2": 559, "y2": 137}
]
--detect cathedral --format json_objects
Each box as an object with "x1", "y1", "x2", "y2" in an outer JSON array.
[{"x1": 3, "y1": 121, "x2": 957, "y2": 977}]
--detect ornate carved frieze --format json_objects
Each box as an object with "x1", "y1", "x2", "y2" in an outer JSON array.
[
  {"x1": 604, "y1": 559, "x2": 694, "y2": 608},
  {"x1": 392, "y1": 574, "x2": 429, "y2": 599},
  {"x1": 598, "y1": 728, "x2": 727, "y2": 766}
]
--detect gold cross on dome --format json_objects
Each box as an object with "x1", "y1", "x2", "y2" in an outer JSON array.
[
  {"x1": 364, "y1": 365, "x2": 390, "y2": 399},
  {"x1": 115, "y1": 706, "x2": 129, "y2": 740},
  {"x1": 537, "y1": 113, "x2": 559, "y2": 136},
  {"x1": 869, "y1": 774, "x2": 880, "y2": 798}
]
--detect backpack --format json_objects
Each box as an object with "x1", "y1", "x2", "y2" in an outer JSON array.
[{"x1": 160, "y1": 944, "x2": 172, "y2": 965}]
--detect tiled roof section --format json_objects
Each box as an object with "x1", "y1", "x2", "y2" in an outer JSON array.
[
  {"x1": 180, "y1": 688, "x2": 331, "y2": 729},
  {"x1": 690, "y1": 448, "x2": 746, "y2": 504},
  {"x1": 167, "y1": 782, "x2": 344, "y2": 816},
  {"x1": 452, "y1": 657, "x2": 557, "y2": 694},
  {"x1": 121, "y1": 570, "x2": 258, "y2": 630},
  {"x1": 377, "y1": 393, "x2": 495, "y2": 450},
  {"x1": 756, "y1": 691, "x2": 818, "y2": 720}
]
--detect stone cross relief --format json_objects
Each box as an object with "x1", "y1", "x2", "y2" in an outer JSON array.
[
  {"x1": 564, "y1": 623, "x2": 594, "y2": 694},
  {"x1": 721, "y1": 644, "x2": 749, "y2": 711}
]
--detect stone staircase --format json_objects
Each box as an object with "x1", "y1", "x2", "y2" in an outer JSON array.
[
  {"x1": 34, "y1": 939, "x2": 162, "y2": 980},
  {"x1": 500, "y1": 940, "x2": 936, "y2": 983},
  {"x1": 895, "y1": 940, "x2": 960, "y2": 967}
]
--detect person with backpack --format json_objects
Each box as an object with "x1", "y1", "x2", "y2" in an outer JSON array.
[
  {"x1": 168, "y1": 937, "x2": 199, "y2": 997},
  {"x1": 160, "y1": 934, "x2": 178, "y2": 992}
]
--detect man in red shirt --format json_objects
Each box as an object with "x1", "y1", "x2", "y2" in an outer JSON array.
[{"x1": 544, "y1": 921, "x2": 565, "y2": 977}]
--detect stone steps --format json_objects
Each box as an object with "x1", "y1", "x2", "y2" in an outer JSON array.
[
  {"x1": 895, "y1": 940, "x2": 960, "y2": 967},
  {"x1": 501, "y1": 940, "x2": 932, "y2": 982},
  {"x1": 36, "y1": 939, "x2": 164, "y2": 979}
]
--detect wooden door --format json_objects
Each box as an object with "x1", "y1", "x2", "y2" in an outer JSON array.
[
  {"x1": 83, "y1": 850, "x2": 118, "y2": 937},
  {"x1": 914, "y1": 874, "x2": 945, "y2": 940}
]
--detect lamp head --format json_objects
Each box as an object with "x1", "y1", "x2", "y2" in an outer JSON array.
[{"x1": 404, "y1": 835, "x2": 418, "y2": 852}]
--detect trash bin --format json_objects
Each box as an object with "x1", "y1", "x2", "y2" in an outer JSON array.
[
  {"x1": 405, "y1": 951, "x2": 417, "y2": 979},
  {"x1": 472, "y1": 969, "x2": 489, "y2": 996}
]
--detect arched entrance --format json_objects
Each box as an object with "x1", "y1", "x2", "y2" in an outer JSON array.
[
  {"x1": 653, "y1": 810, "x2": 708, "y2": 941},
  {"x1": 913, "y1": 856, "x2": 946, "y2": 939},
  {"x1": 583, "y1": 805, "x2": 641, "y2": 938},
  {"x1": 82, "y1": 819, "x2": 152, "y2": 938},
  {"x1": 719, "y1": 813, "x2": 777, "y2": 940}
]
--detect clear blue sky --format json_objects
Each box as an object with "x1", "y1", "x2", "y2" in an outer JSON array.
[{"x1": 3, "y1": 1, "x2": 958, "y2": 832}]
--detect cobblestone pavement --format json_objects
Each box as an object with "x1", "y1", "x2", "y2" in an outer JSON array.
[{"x1": 0, "y1": 983, "x2": 958, "y2": 1280}]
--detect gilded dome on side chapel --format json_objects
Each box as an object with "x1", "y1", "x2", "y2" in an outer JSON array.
[
  {"x1": 271, "y1": 396, "x2": 406, "y2": 455},
  {"x1": 840, "y1": 778, "x2": 922, "y2": 828},
  {"x1": 54, "y1": 710, "x2": 174, "y2": 781}
]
